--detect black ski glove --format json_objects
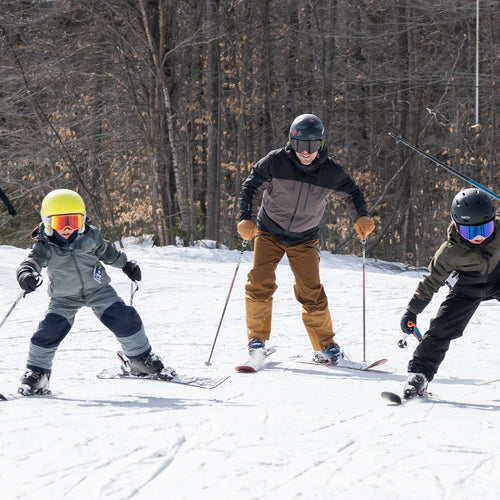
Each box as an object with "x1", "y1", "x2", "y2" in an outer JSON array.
[
  {"x1": 400, "y1": 309, "x2": 417, "y2": 334},
  {"x1": 17, "y1": 269, "x2": 39, "y2": 293},
  {"x1": 122, "y1": 260, "x2": 142, "y2": 281}
]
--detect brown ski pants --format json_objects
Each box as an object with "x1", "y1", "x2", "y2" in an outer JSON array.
[{"x1": 245, "y1": 233, "x2": 335, "y2": 351}]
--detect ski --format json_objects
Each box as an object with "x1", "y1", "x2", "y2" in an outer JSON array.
[
  {"x1": 381, "y1": 391, "x2": 404, "y2": 405},
  {"x1": 475, "y1": 377, "x2": 500, "y2": 386},
  {"x1": 381, "y1": 390, "x2": 434, "y2": 405},
  {"x1": 235, "y1": 346, "x2": 277, "y2": 373},
  {"x1": 0, "y1": 391, "x2": 55, "y2": 401},
  {"x1": 97, "y1": 369, "x2": 228, "y2": 389},
  {"x1": 298, "y1": 357, "x2": 389, "y2": 373},
  {"x1": 97, "y1": 351, "x2": 229, "y2": 389}
]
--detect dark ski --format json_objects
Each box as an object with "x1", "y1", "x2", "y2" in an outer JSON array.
[
  {"x1": 381, "y1": 390, "x2": 434, "y2": 405},
  {"x1": 381, "y1": 391, "x2": 404, "y2": 405}
]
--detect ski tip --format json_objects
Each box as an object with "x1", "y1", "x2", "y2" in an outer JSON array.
[
  {"x1": 381, "y1": 391, "x2": 403, "y2": 405},
  {"x1": 0, "y1": 393, "x2": 7, "y2": 401},
  {"x1": 204, "y1": 375, "x2": 230, "y2": 389},
  {"x1": 366, "y1": 358, "x2": 389, "y2": 369},
  {"x1": 235, "y1": 366, "x2": 257, "y2": 373}
]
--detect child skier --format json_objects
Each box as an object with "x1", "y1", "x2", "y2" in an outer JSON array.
[
  {"x1": 400, "y1": 188, "x2": 500, "y2": 398},
  {"x1": 16, "y1": 188, "x2": 167, "y2": 396}
]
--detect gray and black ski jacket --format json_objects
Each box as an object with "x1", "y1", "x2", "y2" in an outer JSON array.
[
  {"x1": 18, "y1": 223, "x2": 128, "y2": 299},
  {"x1": 239, "y1": 145, "x2": 369, "y2": 245}
]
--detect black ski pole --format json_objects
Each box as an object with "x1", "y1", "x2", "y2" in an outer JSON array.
[
  {"x1": 0, "y1": 275, "x2": 42, "y2": 331},
  {"x1": 0, "y1": 291, "x2": 26, "y2": 330},
  {"x1": 361, "y1": 238, "x2": 367, "y2": 363},
  {"x1": 130, "y1": 281, "x2": 139, "y2": 306},
  {"x1": 205, "y1": 240, "x2": 248, "y2": 366},
  {"x1": 389, "y1": 132, "x2": 500, "y2": 201}
]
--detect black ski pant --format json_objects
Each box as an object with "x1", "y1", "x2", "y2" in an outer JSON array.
[{"x1": 408, "y1": 282, "x2": 500, "y2": 381}]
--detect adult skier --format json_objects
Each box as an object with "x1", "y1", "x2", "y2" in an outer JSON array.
[
  {"x1": 16, "y1": 189, "x2": 167, "y2": 395},
  {"x1": 400, "y1": 188, "x2": 500, "y2": 398},
  {"x1": 237, "y1": 113, "x2": 375, "y2": 363}
]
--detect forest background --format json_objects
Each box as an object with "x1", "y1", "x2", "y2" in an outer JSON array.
[{"x1": 0, "y1": 0, "x2": 498, "y2": 266}]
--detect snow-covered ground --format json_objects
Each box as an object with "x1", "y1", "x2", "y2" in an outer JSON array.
[{"x1": 0, "y1": 239, "x2": 498, "y2": 500}]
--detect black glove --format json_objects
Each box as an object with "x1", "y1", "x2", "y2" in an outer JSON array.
[
  {"x1": 122, "y1": 260, "x2": 141, "y2": 281},
  {"x1": 400, "y1": 309, "x2": 417, "y2": 335},
  {"x1": 17, "y1": 270, "x2": 39, "y2": 293}
]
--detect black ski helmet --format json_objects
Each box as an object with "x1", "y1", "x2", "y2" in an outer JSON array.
[
  {"x1": 450, "y1": 188, "x2": 496, "y2": 226},
  {"x1": 289, "y1": 114, "x2": 325, "y2": 141}
]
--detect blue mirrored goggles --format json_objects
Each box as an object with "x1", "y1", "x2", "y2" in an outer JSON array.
[
  {"x1": 291, "y1": 139, "x2": 321, "y2": 154},
  {"x1": 457, "y1": 220, "x2": 495, "y2": 241}
]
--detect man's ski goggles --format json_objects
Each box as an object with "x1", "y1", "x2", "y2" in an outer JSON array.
[
  {"x1": 457, "y1": 220, "x2": 495, "y2": 241},
  {"x1": 291, "y1": 139, "x2": 322, "y2": 154},
  {"x1": 47, "y1": 213, "x2": 85, "y2": 231}
]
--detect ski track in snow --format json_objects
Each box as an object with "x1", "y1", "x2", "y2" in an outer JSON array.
[{"x1": 0, "y1": 242, "x2": 499, "y2": 499}]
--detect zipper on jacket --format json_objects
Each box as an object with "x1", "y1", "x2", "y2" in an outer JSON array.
[
  {"x1": 70, "y1": 249, "x2": 87, "y2": 299},
  {"x1": 286, "y1": 173, "x2": 306, "y2": 234},
  {"x1": 303, "y1": 183, "x2": 311, "y2": 210}
]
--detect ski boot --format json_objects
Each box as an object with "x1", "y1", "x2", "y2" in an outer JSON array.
[
  {"x1": 248, "y1": 338, "x2": 266, "y2": 354},
  {"x1": 403, "y1": 372, "x2": 428, "y2": 399},
  {"x1": 314, "y1": 342, "x2": 344, "y2": 365},
  {"x1": 128, "y1": 351, "x2": 164, "y2": 376},
  {"x1": 18, "y1": 369, "x2": 51, "y2": 396}
]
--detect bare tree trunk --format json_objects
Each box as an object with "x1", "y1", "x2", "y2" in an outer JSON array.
[
  {"x1": 205, "y1": 0, "x2": 220, "y2": 242},
  {"x1": 138, "y1": 0, "x2": 190, "y2": 245}
]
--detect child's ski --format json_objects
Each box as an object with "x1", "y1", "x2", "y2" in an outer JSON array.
[
  {"x1": 381, "y1": 391, "x2": 404, "y2": 405},
  {"x1": 97, "y1": 351, "x2": 229, "y2": 389},
  {"x1": 235, "y1": 347, "x2": 277, "y2": 373},
  {"x1": 381, "y1": 390, "x2": 434, "y2": 405},
  {"x1": 97, "y1": 369, "x2": 228, "y2": 389},
  {"x1": 475, "y1": 377, "x2": 500, "y2": 386}
]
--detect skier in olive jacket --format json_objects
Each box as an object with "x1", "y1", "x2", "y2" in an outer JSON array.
[
  {"x1": 237, "y1": 114, "x2": 375, "y2": 363},
  {"x1": 16, "y1": 189, "x2": 167, "y2": 396},
  {"x1": 400, "y1": 188, "x2": 500, "y2": 398}
]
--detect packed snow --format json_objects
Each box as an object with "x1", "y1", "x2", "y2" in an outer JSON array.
[{"x1": 0, "y1": 238, "x2": 498, "y2": 500}]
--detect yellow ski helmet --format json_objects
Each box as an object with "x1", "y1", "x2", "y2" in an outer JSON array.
[{"x1": 40, "y1": 189, "x2": 86, "y2": 236}]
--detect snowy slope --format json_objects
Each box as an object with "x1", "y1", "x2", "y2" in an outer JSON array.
[{"x1": 0, "y1": 241, "x2": 498, "y2": 500}]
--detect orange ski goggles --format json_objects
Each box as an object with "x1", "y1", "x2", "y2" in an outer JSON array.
[{"x1": 48, "y1": 213, "x2": 85, "y2": 231}]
